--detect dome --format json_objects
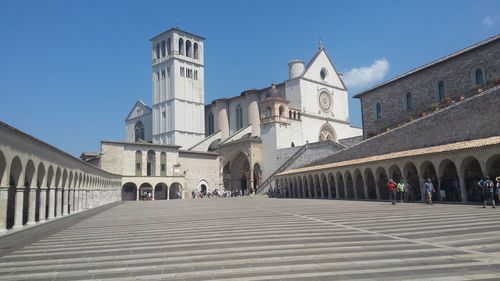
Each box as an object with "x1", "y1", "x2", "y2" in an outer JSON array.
[{"x1": 265, "y1": 84, "x2": 280, "y2": 99}]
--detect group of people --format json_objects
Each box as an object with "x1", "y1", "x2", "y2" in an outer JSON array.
[
  {"x1": 192, "y1": 188, "x2": 234, "y2": 198},
  {"x1": 387, "y1": 176, "x2": 500, "y2": 207},
  {"x1": 267, "y1": 185, "x2": 287, "y2": 198}
]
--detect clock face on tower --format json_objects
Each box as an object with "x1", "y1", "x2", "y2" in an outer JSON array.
[{"x1": 319, "y1": 91, "x2": 332, "y2": 112}]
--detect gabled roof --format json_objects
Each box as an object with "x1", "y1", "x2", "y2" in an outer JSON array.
[
  {"x1": 302, "y1": 47, "x2": 348, "y2": 90},
  {"x1": 353, "y1": 34, "x2": 500, "y2": 99},
  {"x1": 125, "y1": 100, "x2": 152, "y2": 121}
]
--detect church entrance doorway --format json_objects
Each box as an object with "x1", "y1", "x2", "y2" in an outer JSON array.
[{"x1": 240, "y1": 175, "x2": 247, "y2": 195}]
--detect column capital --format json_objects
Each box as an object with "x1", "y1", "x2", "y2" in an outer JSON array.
[
  {"x1": 16, "y1": 187, "x2": 25, "y2": 192},
  {"x1": 40, "y1": 186, "x2": 48, "y2": 190}
]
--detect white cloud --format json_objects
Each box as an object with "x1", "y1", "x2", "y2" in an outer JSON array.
[
  {"x1": 343, "y1": 58, "x2": 389, "y2": 90},
  {"x1": 482, "y1": 16, "x2": 495, "y2": 26}
]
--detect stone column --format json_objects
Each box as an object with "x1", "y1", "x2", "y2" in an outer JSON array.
[
  {"x1": 74, "y1": 189, "x2": 79, "y2": 212},
  {"x1": 326, "y1": 178, "x2": 332, "y2": 199},
  {"x1": 56, "y1": 188, "x2": 62, "y2": 217},
  {"x1": 38, "y1": 187, "x2": 47, "y2": 222},
  {"x1": 69, "y1": 189, "x2": 74, "y2": 214},
  {"x1": 0, "y1": 186, "x2": 9, "y2": 234},
  {"x1": 362, "y1": 176, "x2": 369, "y2": 200},
  {"x1": 13, "y1": 187, "x2": 25, "y2": 229},
  {"x1": 167, "y1": 187, "x2": 170, "y2": 200},
  {"x1": 353, "y1": 181, "x2": 359, "y2": 200},
  {"x1": 136, "y1": 188, "x2": 139, "y2": 201},
  {"x1": 152, "y1": 188, "x2": 155, "y2": 201},
  {"x1": 27, "y1": 187, "x2": 37, "y2": 225},
  {"x1": 62, "y1": 188, "x2": 68, "y2": 216},
  {"x1": 320, "y1": 178, "x2": 325, "y2": 198},
  {"x1": 48, "y1": 188, "x2": 55, "y2": 219},
  {"x1": 458, "y1": 172, "x2": 468, "y2": 203},
  {"x1": 375, "y1": 181, "x2": 381, "y2": 200}
]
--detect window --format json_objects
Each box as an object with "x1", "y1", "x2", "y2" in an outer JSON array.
[
  {"x1": 405, "y1": 93, "x2": 413, "y2": 110},
  {"x1": 180, "y1": 67, "x2": 185, "y2": 77},
  {"x1": 289, "y1": 110, "x2": 292, "y2": 118},
  {"x1": 207, "y1": 112, "x2": 214, "y2": 135},
  {"x1": 279, "y1": 106, "x2": 285, "y2": 117},
  {"x1": 320, "y1": 68, "x2": 328, "y2": 81},
  {"x1": 178, "y1": 38, "x2": 184, "y2": 55},
  {"x1": 161, "y1": 70, "x2": 165, "y2": 80},
  {"x1": 438, "y1": 80, "x2": 445, "y2": 101},
  {"x1": 136, "y1": 108, "x2": 142, "y2": 116},
  {"x1": 161, "y1": 40, "x2": 165, "y2": 57},
  {"x1": 236, "y1": 105, "x2": 243, "y2": 129},
  {"x1": 186, "y1": 40, "x2": 192, "y2": 58},
  {"x1": 160, "y1": 152, "x2": 166, "y2": 176},
  {"x1": 167, "y1": 67, "x2": 170, "y2": 77},
  {"x1": 167, "y1": 38, "x2": 172, "y2": 55},
  {"x1": 267, "y1": 107, "x2": 272, "y2": 118},
  {"x1": 194, "y1": 70, "x2": 198, "y2": 80},
  {"x1": 293, "y1": 111, "x2": 297, "y2": 119},
  {"x1": 135, "y1": 151, "x2": 142, "y2": 176},
  {"x1": 147, "y1": 150, "x2": 155, "y2": 176},
  {"x1": 134, "y1": 121, "x2": 145, "y2": 142},
  {"x1": 155, "y1": 43, "x2": 160, "y2": 59},
  {"x1": 375, "y1": 103, "x2": 382, "y2": 119},
  {"x1": 475, "y1": 68, "x2": 485, "y2": 85},
  {"x1": 156, "y1": 71, "x2": 160, "y2": 81},
  {"x1": 162, "y1": 111, "x2": 166, "y2": 118},
  {"x1": 193, "y1": 42, "x2": 199, "y2": 59}
]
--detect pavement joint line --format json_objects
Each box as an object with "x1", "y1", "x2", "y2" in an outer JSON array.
[{"x1": 251, "y1": 205, "x2": 490, "y2": 257}]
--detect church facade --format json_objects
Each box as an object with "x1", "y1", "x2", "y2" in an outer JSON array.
[{"x1": 106, "y1": 27, "x2": 361, "y2": 198}]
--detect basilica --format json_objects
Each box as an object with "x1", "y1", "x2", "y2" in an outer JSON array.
[{"x1": 95, "y1": 27, "x2": 362, "y2": 199}]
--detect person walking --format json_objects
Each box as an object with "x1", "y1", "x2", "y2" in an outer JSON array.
[
  {"x1": 496, "y1": 177, "x2": 500, "y2": 204},
  {"x1": 424, "y1": 178, "x2": 435, "y2": 205},
  {"x1": 397, "y1": 179, "x2": 406, "y2": 203},
  {"x1": 388, "y1": 179, "x2": 397, "y2": 205},
  {"x1": 482, "y1": 177, "x2": 495, "y2": 208}
]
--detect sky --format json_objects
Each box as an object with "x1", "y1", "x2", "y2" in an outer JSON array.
[{"x1": 0, "y1": 0, "x2": 498, "y2": 156}]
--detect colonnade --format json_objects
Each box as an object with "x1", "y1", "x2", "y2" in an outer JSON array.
[{"x1": 276, "y1": 141, "x2": 500, "y2": 204}]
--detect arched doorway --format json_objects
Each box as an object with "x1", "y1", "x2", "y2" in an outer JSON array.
[
  {"x1": 169, "y1": 182, "x2": 182, "y2": 199},
  {"x1": 403, "y1": 162, "x2": 421, "y2": 201},
  {"x1": 420, "y1": 161, "x2": 439, "y2": 201},
  {"x1": 121, "y1": 182, "x2": 137, "y2": 201},
  {"x1": 154, "y1": 183, "x2": 168, "y2": 200},
  {"x1": 439, "y1": 159, "x2": 460, "y2": 202},
  {"x1": 139, "y1": 183, "x2": 153, "y2": 200},
  {"x1": 461, "y1": 156, "x2": 483, "y2": 202},
  {"x1": 364, "y1": 169, "x2": 377, "y2": 199}
]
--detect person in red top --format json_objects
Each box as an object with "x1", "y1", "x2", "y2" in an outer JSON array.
[{"x1": 388, "y1": 179, "x2": 397, "y2": 205}]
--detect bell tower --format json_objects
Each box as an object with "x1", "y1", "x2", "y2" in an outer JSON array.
[{"x1": 150, "y1": 28, "x2": 205, "y2": 148}]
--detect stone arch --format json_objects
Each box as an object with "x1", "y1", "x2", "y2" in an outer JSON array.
[
  {"x1": 353, "y1": 169, "x2": 365, "y2": 200},
  {"x1": 363, "y1": 168, "x2": 377, "y2": 199},
  {"x1": 178, "y1": 38, "x2": 184, "y2": 55},
  {"x1": 320, "y1": 173, "x2": 328, "y2": 198},
  {"x1": 229, "y1": 152, "x2": 250, "y2": 195},
  {"x1": 139, "y1": 183, "x2": 153, "y2": 200},
  {"x1": 344, "y1": 171, "x2": 354, "y2": 199},
  {"x1": 154, "y1": 183, "x2": 168, "y2": 200},
  {"x1": 388, "y1": 164, "x2": 403, "y2": 181},
  {"x1": 438, "y1": 159, "x2": 461, "y2": 202},
  {"x1": 402, "y1": 162, "x2": 421, "y2": 201},
  {"x1": 7, "y1": 156, "x2": 23, "y2": 229},
  {"x1": 121, "y1": 182, "x2": 137, "y2": 201},
  {"x1": 376, "y1": 167, "x2": 389, "y2": 200},
  {"x1": 335, "y1": 171, "x2": 345, "y2": 198},
  {"x1": 23, "y1": 160, "x2": 36, "y2": 224},
  {"x1": 169, "y1": 182, "x2": 183, "y2": 199},
  {"x1": 319, "y1": 123, "x2": 337, "y2": 142},
  {"x1": 193, "y1": 42, "x2": 199, "y2": 59},
  {"x1": 460, "y1": 156, "x2": 483, "y2": 202},
  {"x1": 486, "y1": 154, "x2": 500, "y2": 180},
  {"x1": 420, "y1": 161, "x2": 439, "y2": 201},
  {"x1": 327, "y1": 172, "x2": 336, "y2": 198}
]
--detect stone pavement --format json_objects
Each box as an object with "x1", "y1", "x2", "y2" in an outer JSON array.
[{"x1": 0, "y1": 198, "x2": 500, "y2": 281}]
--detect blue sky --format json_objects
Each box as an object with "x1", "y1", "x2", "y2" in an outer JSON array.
[{"x1": 0, "y1": 0, "x2": 498, "y2": 156}]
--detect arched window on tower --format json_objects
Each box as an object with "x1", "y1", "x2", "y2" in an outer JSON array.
[
  {"x1": 135, "y1": 121, "x2": 145, "y2": 142},
  {"x1": 155, "y1": 43, "x2": 160, "y2": 59},
  {"x1": 405, "y1": 92, "x2": 413, "y2": 110},
  {"x1": 193, "y1": 42, "x2": 199, "y2": 59},
  {"x1": 475, "y1": 68, "x2": 485, "y2": 85},
  {"x1": 178, "y1": 38, "x2": 184, "y2": 55},
  {"x1": 279, "y1": 106, "x2": 285, "y2": 117},
  {"x1": 167, "y1": 38, "x2": 172, "y2": 55},
  {"x1": 438, "y1": 81, "x2": 445, "y2": 101},
  {"x1": 135, "y1": 150, "x2": 142, "y2": 176},
  {"x1": 160, "y1": 152, "x2": 167, "y2": 176},
  {"x1": 375, "y1": 103, "x2": 382, "y2": 119},
  {"x1": 267, "y1": 107, "x2": 272, "y2": 118},
  {"x1": 186, "y1": 40, "x2": 192, "y2": 58},
  {"x1": 161, "y1": 40, "x2": 165, "y2": 57},
  {"x1": 289, "y1": 110, "x2": 292, "y2": 119}
]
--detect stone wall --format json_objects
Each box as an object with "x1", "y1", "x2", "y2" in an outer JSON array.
[
  {"x1": 358, "y1": 37, "x2": 500, "y2": 138},
  {"x1": 313, "y1": 86, "x2": 500, "y2": 165}
]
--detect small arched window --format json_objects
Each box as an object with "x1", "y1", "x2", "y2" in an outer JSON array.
[
  {"x1": 279, "y1": 106, "x2": 285, "y2": 117},
  {"x1": 161, "y1": 40, "x2": 165, "y2": 57},
  {"x1": 297, "y1": 112, "x2": 301, "y2": 120},
  {"x1": 207, "y1": 112, "x2": 214, "y2": 135},
  {"x1": 147, "y1": 150, "x2": 155, "y2": 176},
  {"x1": 475, "y1": 68, "x2": 485, "y2": 85},
  {"x1": 437, "y1": 81, "x2": 445, "y2": 101},
  {"x1": 375, "y1": 103, "x2": 382, "y2": 119},
  {"x1": 267, "y1": 107, "x2": 272, "y2": 118},
  {"x1": 405, "y1": 92, "x2": 413, "y2": 110},
  {"x1": 167, "y1": 38, "x2": 172, "y2": 55},
  {"x1": 186, "y1": 40, "x2": 192, "y2": 58},
  {"x1": 160, "y1": 152, "x2": 167, "y2": 176},
  {"x1": 289, "y1": 110, "x2": 292, "y2": 118},
  {"x1": 134, "y1": 121, "x2": 145, "y2": 142},
  {"x1": 193, "y1": 42, "x2": 199, "y2": 59},
  {"x1": 155, "y1": 43, "x2": 160, "y2": 59},
  {"x1": 293, "y1": 111, "x2": 297, "y2": 119},
  {"x1": 178, "y1": 38, "x2": 184, "y2": 55},
  {"x1": 135, "y1": 151, "x2": 142, "y2": 176}
]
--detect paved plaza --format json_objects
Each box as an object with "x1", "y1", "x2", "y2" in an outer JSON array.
[{"x1": 1, "y1": 198, "x2": 500, "y2": 281}]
